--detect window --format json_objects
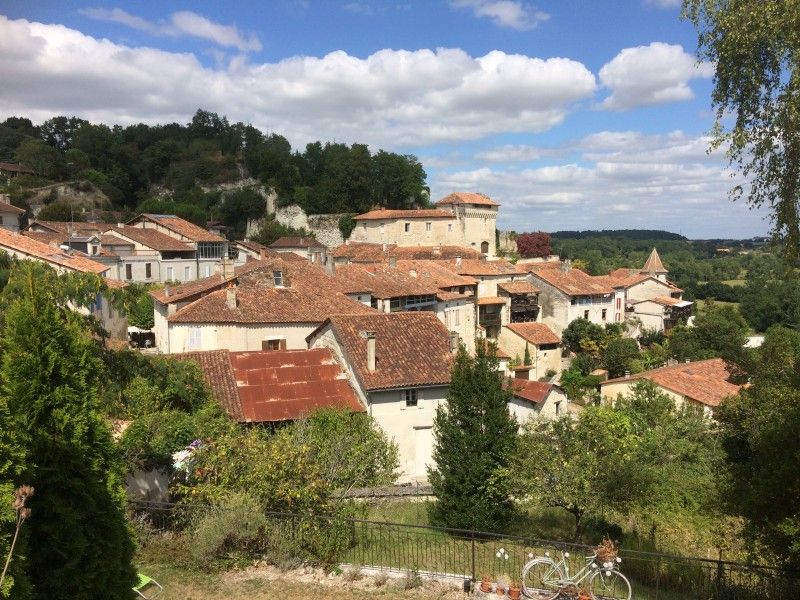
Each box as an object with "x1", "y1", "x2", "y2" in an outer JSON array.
[
  {"x1": 404, "y1": 222, "x2": 411, "y2": 233},
  {"x1": 602, "y1": 309, "x2": 607, "y2": 321},
  {"x1": 166, "y1": 266, "x2": 174, "y2": 281},
  {"x1": 204, "y1": 265, "x2": 212, "y2": 277},
  {"x1": 262, "y1": 339, "x2": 285, "y2": 350},
  {"x1": 198, "y1": 242, "x2": 225, "y2": 259},
  {"x1": 362, "y1": 222, "x2": 366, "y2": 230},
  {"x1": 125, "y1": 264, "x2": 132, "y2": 280},
  {"x1": 273, "y1": 270, "x2": 283, "y2": 287},
  {"x1": 184, "y1": 266, "x2": 191, "y2": 280},
  {"x1": 380, "y1": 223, "x2": 385, "y2": 234},
  {"x1": 616, "y1": 297, "x2": 622, "y2": 310},
  {"x1": 426, "y1": 222, "x2": 431, "y2": 232},
  {"x1": 404, "y1": 389, "x2": 418, "y2": 407},
  {"x1": 188, "y1": 327, "x2": 201, "y2": 350},
  {"x1": 555, "y1": 401, "x2": 562, "y2": 416},
  {"x1": 448, "y1": 223, "x2": 452, "y2": 232},
  {"x1": 454, "y1": 309, "x2": 460, "y2": 326},
  {"x1": 0, "y1": 216, "x2": 4, "y2": 225},
  {"x1": 584, "y1": 310, "x2": 590, "y2": 319},
  {"x1": 145, "y1": 263, "x2": 152, "y2": 279}
]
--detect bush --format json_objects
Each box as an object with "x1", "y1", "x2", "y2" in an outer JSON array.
[
  {"x1": 191, "y1": 493, "x2": 268, "y2": 569},
  {"x1": 338, "y1": 213, "x2": 357, "y2": 240}
]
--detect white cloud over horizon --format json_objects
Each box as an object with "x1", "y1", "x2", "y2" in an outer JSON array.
[
  {"x1": 80, "y1": 7, "x2": 262, "y2": 52},
  {"x1": 598, "y1": 42, "x2": 713, "y2": 111},
  {"x1": 0, "y1": 16, "x2": 596, "y2": 147},
  {"x1": 448, "y1": 0, "x2": 549, "y2": 30}
]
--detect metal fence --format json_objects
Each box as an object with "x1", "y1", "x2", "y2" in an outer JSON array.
[{"x1": 129, "y1": 500, "x2": 800, "y2": 599}]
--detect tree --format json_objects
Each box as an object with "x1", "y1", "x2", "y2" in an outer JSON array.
[
  {"x1": 716, "y1": 325, "x2": 800, "y2": 567},
  {"x1": 13, "y1": 139, "x2": 65, "y2": 180},
  {"x1": 602, "y1": 337, "x2": 641, "y2": 378},
  {"x1": 514, "y1": 407, "x2": 637, "y2": 541},
  {"x1": 669, "y1": 304, "x2": 748, "y2": 365},
  {"x1": 562, "y1": 318, "x2": 606, "y2": 356},
  {"x1": 0, "y1": 262, "x2": 136, "y2": 599},
  {"x1": 516, "y1": 232, "x2": 552, "y2": 258},
  {"x1": 683, "y1": 0, "x2": 800, "y2": 254},
  {"x1": 428, "y1": 343, "x2": 518, "y2": 531},
  {"x1": 523, "y1": 342, "x2": 532, "y2": 366}
]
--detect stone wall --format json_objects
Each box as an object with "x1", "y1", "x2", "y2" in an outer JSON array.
[
  {"x1": 498, "y1": 230, "x2": 517, "y2": 254},
  {"x1": 273, "y1": 204, "x2": 347, "y2": 250}
]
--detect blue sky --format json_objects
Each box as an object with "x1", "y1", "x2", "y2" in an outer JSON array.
[{"x1": 0, "y1": 0, "x2": 770, "y2": 238}]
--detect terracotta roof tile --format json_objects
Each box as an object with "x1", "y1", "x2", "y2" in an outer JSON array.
[
  {"x1": 109, "y1": 226, "x2": 194, "y2": 252},
  {"x1": 0, "y1": 162, "x2": 34, "y2": 174},
  {"x1": 318, "y1": 313, "x2": 453, "y2": 391},
  {"x1": 334, "y1": 263, "x2": 440, "y2": 299},
  {"x1": 436, "y1": 192, "x2": 500, "y2": 207},
  {"x1": 445, "y1": 258, "x2": 523, "y2": 277},
  {"x1": 173, "y1": 350, "x2": 243, "y2": 421},
  {"x1": 509, "y1": 380, "x2": 554, "y2": 404},
  {"x1": 133, "y1": 214, "x2": 226, "y2": 242},
  {"x1": 477, "y1": 296, "x2": 506, "y2": 305},
  {"x1": 0, "y1": 227, "x2": 108, "y2": 274},
  {"x1": 269, "y1": 236, "x2": 326, "y2": 249},
  {"x1": 26, "y1": 220, "x2": 116, "y2": 235},
  {"x1": 354, "y1": 208, "x2": 455, "y2": 221},
  {"x1": 0, "y1": 202, "x2": 25, "y2": 215},
  {"x1": 602, "y1": 358, "x2": 741, "y2": 407},
  {"x1": 22, "y1": 231, "x2": 63, "y2": 246},
  {"x1": 529, "y1": 264, "x2": 613, "y2": 296},
  {"x1": 332, "y1": 242, "x2": 482, "y2": 262},
  {"x1": 395, "y1": 259, "x2": 477, "y2": 288},
  {"x1": 642, "y1": 248, "x2": 667, "y2": 274},
  {"x1": 505, "y1": 322, "x2": 561, "y2": 345}
]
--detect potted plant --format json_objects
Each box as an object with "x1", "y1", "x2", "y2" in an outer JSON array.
[
  {"x1": 495, "y1": 574, "x2": 510, "y2": 597},
  {"x1": 480, "y1": 575, "x2": 492, "y2": 593},
  {"x1": 577, "y1": 585, "x2": 591, "y2": 600},
  {"x1": 507, "y1": 581, "x2": 521, "y2": 600}
]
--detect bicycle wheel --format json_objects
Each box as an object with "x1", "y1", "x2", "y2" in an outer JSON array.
[
  {"x1": 521, "y1": 558, "x2": 563, "y2": 599},
  {"x1": 588, "y1": 568, "x2": 632, "y2": 600}
]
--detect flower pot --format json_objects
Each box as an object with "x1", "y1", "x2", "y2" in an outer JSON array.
[
  {"x1": 577, "y1": 592, "x2": 591, "y2": 600},
  {"x1": 495, "y1": 585, "x2": 505, "y2": 596},
  {"x1": 480, "y1": 576, "x2": 491, "y2": 593},
  {"x1": 508, "y1": 584, "x2": 521, "y2": 600}
]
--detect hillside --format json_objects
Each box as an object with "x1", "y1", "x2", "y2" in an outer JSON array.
[
  {"x1": 549, "y1": 229, "x2": 687, "y2": 241},
  {"x1": 0, "y1": 110, "x2": 429, "y2": 239}
]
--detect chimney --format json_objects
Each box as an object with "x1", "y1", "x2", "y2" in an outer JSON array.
[
  {"x1": 226, "y1": 287, "x2": 237, "y2": 310},
  {"x1": 259, "y1": 247, "x2": 269, "y2": 259},
  {"x1": 624, "y1": 370, "x2": 630, "y2": 378},
  {"x1": 117, "y1": 222, "x2": 124, "y2": 229},
  {"x1": 560, "y1": 259, "x2": 571, "y2": 273},
  {"x1": 325, "y1": 257, "x2": 336, "y2": 275},
  {"x1": 455, "y1": 255, "x2": 462, "y2": 268},
  {"x1": 409, "y1": 269, "x2": 417, "y2": 278},
  {"x1": 382, "y1": 243, "x2": 387, "y2": 252},
  {"x1": 164, "y1": 285, "x2": 170, "y2": 298},
  {"x1": 365, "y1": 331, "x2": 377, "y2": 372},
  {"x1": 216, "y1": 258, "x2": 235, "y2": 280},
  {"x1": 449, "y1": 331, "x2": 460, "y2": 353},
  {"x1": 388, "y1": 257, "x2": 397, "y2": 268}
]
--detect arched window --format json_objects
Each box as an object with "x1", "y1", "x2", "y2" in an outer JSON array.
[{"x1": 481, "y1": 241, "x2": 489, "y2": 254}]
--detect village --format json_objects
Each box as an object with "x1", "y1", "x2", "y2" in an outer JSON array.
[{"x1": 0, "y1": 187, "x2": 728, "y2": 484}]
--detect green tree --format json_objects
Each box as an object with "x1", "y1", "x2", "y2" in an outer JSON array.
[
  {"x1": 716, "y1": 325, "x2": 800, "y2": 567},
  {"x1": 0, "y1": 262, "x2": 135, "y2": 599},
  {"x1": 514, "y1": 407, "x2": 637, "y2": 540},
  {"x1": 428, "y1": 343, "x2": 518, "y2": 531},
  {"x1": 669, "y1": 304, "x2": 748, "y2": 365},
  {"x1": 683, "y1": 0, "x2": 800, "y2": 254},
  {"x1": 523, "y1": 342, "x2": 532, "y2": 366},
  {"x1": 602, "y1": 337, "x2": 641, "y2": 378},
  {"x1": 14, "y1": 139, "x2": 65, "y2": 180}
]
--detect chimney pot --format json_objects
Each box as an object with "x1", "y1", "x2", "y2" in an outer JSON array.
[
  {"x1": 455, "y1": 255, "x2": 462, "y2": 268},
  {"x1": 365, "y1": 331, "x2": 377, "y2": 372}
]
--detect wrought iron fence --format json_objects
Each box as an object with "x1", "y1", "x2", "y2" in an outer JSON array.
[{"x1": 128, "y1": 500, "x2": 800, "y2": 599}]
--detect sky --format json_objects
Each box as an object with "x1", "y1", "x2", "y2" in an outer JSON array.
[{"x1": 0, "y1": 0, "x2": 771, "y2": 238}]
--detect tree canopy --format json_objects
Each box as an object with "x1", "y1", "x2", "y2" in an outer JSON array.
[{"x1": 683, "y1": 0, "x2": 800, "y2": 254}]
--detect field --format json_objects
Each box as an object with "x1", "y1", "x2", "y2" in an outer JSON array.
[{"x1": 692, "y1": 299, "x2": 741, "y2": 318}]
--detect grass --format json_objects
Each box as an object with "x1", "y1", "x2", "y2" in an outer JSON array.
[
  {"x1": 721, "y1": 279, "x2": 746, "y2": 287},
  {"x1": 693, "y1": 299, "x2": 740, "y2": 318}
]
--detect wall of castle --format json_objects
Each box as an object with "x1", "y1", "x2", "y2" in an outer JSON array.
[{"x1": 349, "y1": 217, "x2": 460, "y2": 247}]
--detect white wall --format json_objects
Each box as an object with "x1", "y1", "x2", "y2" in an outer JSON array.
[
  {"x1": 508, "y1": 387, "x2": 567, "y2": 426},
  {"x1": 436, "y1": 298, "x2": 476, "y2": 354},
  {"x1": 166, "y1": 322, "x2": 318, "y2": 353}
]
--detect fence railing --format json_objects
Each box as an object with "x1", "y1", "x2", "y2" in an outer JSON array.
[{"x1": 128, "y1": 500, "x2": 800, "y2": 599}]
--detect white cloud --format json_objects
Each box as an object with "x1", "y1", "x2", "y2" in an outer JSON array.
[
  {"x1": 449, "y1": 0, "x2": 549, "y2": 30},
  {"x1": 0, "y1": 16, "x2": 596, "y2": 147},
  {"x1": 643, "y1": 0, "x2": 682, "y2": 8},
  {"x1": 432, "y1": 131, "x2": 767, "y2": 238},
  {"x1": 598, "y1": 42, "x2": 713, "y2": 111},
  {"x1": 80, "y1": 7, "x2": 262, "y2": 52},
  {"x1": 476, "y1": 144, "x2": 543, "y2": 162}
]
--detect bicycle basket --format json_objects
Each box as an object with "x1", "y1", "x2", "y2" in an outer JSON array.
[{"x1": 595, "y1": 537, "x2": 618, "y2": 563}]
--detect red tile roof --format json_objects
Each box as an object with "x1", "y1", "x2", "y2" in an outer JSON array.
[
  {"x1": 22, "y1": 231, "x2": 63, "y2": 246},
  {"x1": 334, "y1": 263, "x2": 440, "y2": 299},
  {"x1": 269, "y1": 236, "x2": 326, "y2": 249},
  {"x1": 109, "y1": 226, "x2": 194, "y2": 252},
  {"x1": 498, "y1": 281, "x2": 539, "y2": 294},
  {"x1": 331, "y1": 242, "x2": 482, "y2": 262},
  {"x1": 131, "y1": 214, "x2": 226, "y2": 243},
  {"x1": 445, "y1": 258, "x2": 523, "y2": 277},
  {"x1": 602, "y1": 358, "x2": 741, "y2": 407},
  {"x1": 395, "y1": 259, "x2": 477, "y2": 289},
  {"x1": 510, "y1": 380, "x2": 554, "y2": 404},
  {"x1": 26, "y1": 220, "x2": 116, "y2": 235},
  {"x1": 314, "y1": 312, "x2": 454, "y2": 391},
  {"x1": 529, "y1": 264, "x2": 613, "y2": 296},
  {"x1": 0, "y1": 162, "x2": 34, "y2": 174},
  {"x1": 354, "y1": 208, "x2": 456, "y2": 221},
  {"x1": 505, "y1": 322, "x2": 561, "y2": 345},
  {"x1": 0, "y1": 202, "x2": 25, "y2": 215},
  {"x1": 173, "y1": 349, "x2": 363, "y2": 423},
  {"x1": 477, "y1": 296, "x2": 506, "y2": 305},
  {"x1": 0, "y1": 227, "x2": 109, "y2": 274},
  {"x1": 642, "y1": 248, "x2": 667, "y2": 274},
  {"x1": 436, "y1": 192, "x2": 500, "y2": 207}
]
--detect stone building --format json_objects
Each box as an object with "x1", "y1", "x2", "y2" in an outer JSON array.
[{"x1": 349, "y1": 192, "x2": 499, "y2": 257}]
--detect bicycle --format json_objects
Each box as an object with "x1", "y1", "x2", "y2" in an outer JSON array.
[{"x1": 521, "y1": 547, "x2": 631, "y2": 599}]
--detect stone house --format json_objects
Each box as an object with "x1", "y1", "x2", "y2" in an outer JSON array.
[
  {"x1": 600, "y1": 358, "x2": 742, "y2": 418},
  {"x1": 269, "y1": 236, "x2": 328, "y2": 265},
  {"x1": 631, "y1": 296, "x2": 694, "y2": 331},
  {"x1": 507, "y1": 377, "x2": 569, "y2": 423},
  {"x1": 330, "y1": 241, "x2": 482, "y2": 265},
  {"x1": 349, "y1": 192, "x2": 499, "y2": 257},
  {"x1": 498, "y1": 322, "x2": 562, "y2": 379},
  {"x1": 0, "y1": 197, "x2": 25, "y2": 232}
]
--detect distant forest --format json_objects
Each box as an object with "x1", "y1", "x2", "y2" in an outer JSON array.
[
  {"x1": 550, "y1": 229, "x2": 687, "y2": 241},
  {"x1": 0, "y1": 110, "x2": 428, "y2": 238}
]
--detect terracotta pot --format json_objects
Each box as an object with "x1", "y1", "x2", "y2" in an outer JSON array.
[
  {"x1": 508, "y1": 584, "x2": 521, "y2": 600},
  {"x1": 496, "y1": 585, "x2": 505, "y2": 596},
  {"x1": 577, "y1": 593, "x2": 591, "y2": 600},
  {"x1": 480, "y1": 576, "x2": 491, "y2": 593}
]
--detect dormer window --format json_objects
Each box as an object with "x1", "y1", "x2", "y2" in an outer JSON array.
[{"x1": 273, "y1": 270, "x2": 283, "y2": 287}]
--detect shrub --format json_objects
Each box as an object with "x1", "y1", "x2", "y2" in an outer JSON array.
[
  {"x1": 343, "y1": 565, "x2": 363, "y2": 582},
  {"x1": 373, "y1": 571, "x2": 389, "y2": 587}
]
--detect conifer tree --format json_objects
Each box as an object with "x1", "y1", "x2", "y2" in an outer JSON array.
[
  {"x1": 428, "y1": 342, "x2": 517, "y2": 532},
  {"x1": 0, "y1": 263, "x2": 135, "y2": 600},
  {"x1": 523, "y1": 342, "x2": 532, "y2": 366}
]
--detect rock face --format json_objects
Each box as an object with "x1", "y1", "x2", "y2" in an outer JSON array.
[
  {"x1": 27, "y1": 181, "x2": 112, "y2": 215},
  {"x1": 273, "y1": 204, "x2": 347, "y2": 250}
]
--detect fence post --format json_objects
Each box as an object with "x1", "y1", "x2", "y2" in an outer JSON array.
[{"x1": 471, "y1": 533, "x2": 476, "y2": 583}]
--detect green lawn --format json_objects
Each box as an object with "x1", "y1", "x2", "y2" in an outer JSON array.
[
  {"x1": 721, "y1": 279, "x2": 746, "y2": 287},
  {"x1": 692, "y1": 299, "x2": 740, "y2": 318}
]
